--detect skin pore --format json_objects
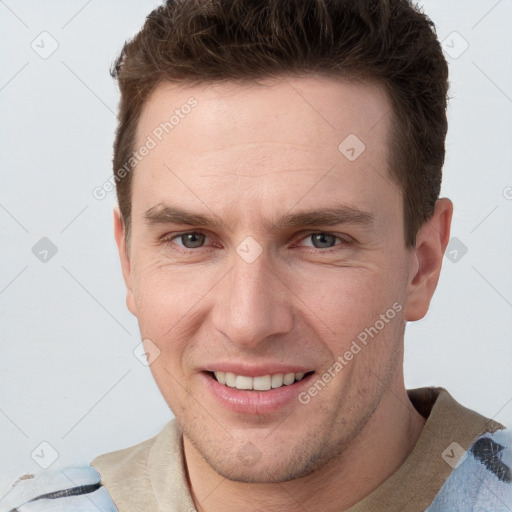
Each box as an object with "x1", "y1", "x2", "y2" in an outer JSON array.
[{"x1": 114, "y1": 75, "x2": 452, "y2": 511}]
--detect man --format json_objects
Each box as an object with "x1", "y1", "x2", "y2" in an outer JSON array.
[{"x1": 8, "y1": 0, "x2": 511, "y2": 510}]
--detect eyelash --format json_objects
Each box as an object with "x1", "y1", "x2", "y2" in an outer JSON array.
[{"x1": 159, "y1": 231, "x2": 353, "y2": 251}]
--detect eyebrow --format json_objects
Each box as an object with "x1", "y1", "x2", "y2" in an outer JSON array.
[
  {"x1": 144, "y1": 204, "x2": 217, "y2": 227},
  {"x1": 143, "y1": 204, "x2": 374, "y2": 231}
]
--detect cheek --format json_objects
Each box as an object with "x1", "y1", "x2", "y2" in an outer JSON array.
[
  {"x1": 288, "y1": 261, "x2": 408, "y2": 368},
  {"x1": 129, "y1": 259, "x2": 218, "y2": 376},
  {"x1": 132, "y1": 266, "x2": 202, "y2": 407},
  {"x1": 131, "y1": 255, "x2": 214, "y2": 322},
  {"x1": 293, "y1": 266, "x2": 394, "y2": 325}
]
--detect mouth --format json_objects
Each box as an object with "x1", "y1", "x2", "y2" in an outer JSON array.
[
  {"x1": 208, "y1": 370, "x2": 314, "y2": 391},
  {"x1": 201, "y1": 365, "x2": 316, "y2": 414}
]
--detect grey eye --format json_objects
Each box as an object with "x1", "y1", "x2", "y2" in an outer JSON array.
[
  {"x1": 179, "y1": 232, "x2": 206, "y2": 248},
  {"x1": 310, "y1": 233, "x2": 337, "y2": 248}
]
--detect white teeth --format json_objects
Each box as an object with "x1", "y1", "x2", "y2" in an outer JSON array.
[
  {"x1": 271, "y1": 373, "x2": 284, "y2": 388},
  {"x1": 213, "y1": 371, "x2": 308, "y2": 391},
  {"x1": 235, "y1": 375, "x2": 253, "y2": 390},
  {"x1": 225, "y1": 372, "x2": 236, "y2": 387},
  {"x1": 253, "y1": 375, "x2": 272, "y2": 391},
  {"x1": 283, "y1": 373, "x2": 295, "y2": 385}
]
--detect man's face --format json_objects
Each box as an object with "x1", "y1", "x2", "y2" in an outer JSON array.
[{"x1": 117, "y1": 76, "x2": 416, "y2": 482}]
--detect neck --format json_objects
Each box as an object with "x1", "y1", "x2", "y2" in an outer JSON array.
[{"x1": 184, "y1": 381, "x2": 425, "y2": 512}]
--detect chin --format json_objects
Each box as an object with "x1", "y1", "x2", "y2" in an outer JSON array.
[
  {"x1": 207, "y1": 457, "x2": 319, "y2": 484},
  {"x1": 196, "y1": 434, "x2": 343, "y2": 484}
]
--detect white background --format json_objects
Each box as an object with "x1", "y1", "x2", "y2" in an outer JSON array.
[{"x1": 0, "y1": 0, "x2": 511, "y2": 506}]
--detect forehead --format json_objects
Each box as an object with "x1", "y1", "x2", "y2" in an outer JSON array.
[
  {"x1": 136, "y1": 74, "x2": 391, "y2": 151},
  {"x1": 131, "y1": 75, "x2": 398, "y2": 227}
]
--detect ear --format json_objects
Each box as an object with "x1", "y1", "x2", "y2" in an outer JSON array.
[
  {"x1": 404, "y1": 198, "x2": 453, "y2": 321},
  {"x1": 113, "y1": 207, "x2": 137, "y2": 317}
]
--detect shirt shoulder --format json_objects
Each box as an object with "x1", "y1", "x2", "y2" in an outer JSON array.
[
  {"x1": 427, "y1": 428, "x2": 512, "y2": 511},
  {"x1": 3, "y1": 466, "x2": 118, "y2": 512},
  {"x1": 90, "y1": 420, "x2": 197, "y2": 512}
]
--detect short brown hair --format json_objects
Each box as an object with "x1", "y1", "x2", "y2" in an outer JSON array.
[{"x1": 112, "y1": 0, "x2": 449, "y2": 247}]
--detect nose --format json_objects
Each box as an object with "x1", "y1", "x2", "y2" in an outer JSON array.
[{"x1": 211, "y1": 248, "x2": 294, "y2": 348}]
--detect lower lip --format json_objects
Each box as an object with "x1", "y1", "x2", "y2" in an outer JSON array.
[{"x1": 201, "y1": 372, "x2": 314, "y2": 415}]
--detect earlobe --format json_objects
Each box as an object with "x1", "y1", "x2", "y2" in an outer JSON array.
[
  {"x1": 404, "y1": 198, "x2": 453, "y2": 322},
  {"x1": 113, "y1": 207, "x2": 137, "y2": 317}
]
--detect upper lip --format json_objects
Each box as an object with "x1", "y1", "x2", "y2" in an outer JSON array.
[{"x1": 203, "y1": 362, "x2": 313, "y2": 377}]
